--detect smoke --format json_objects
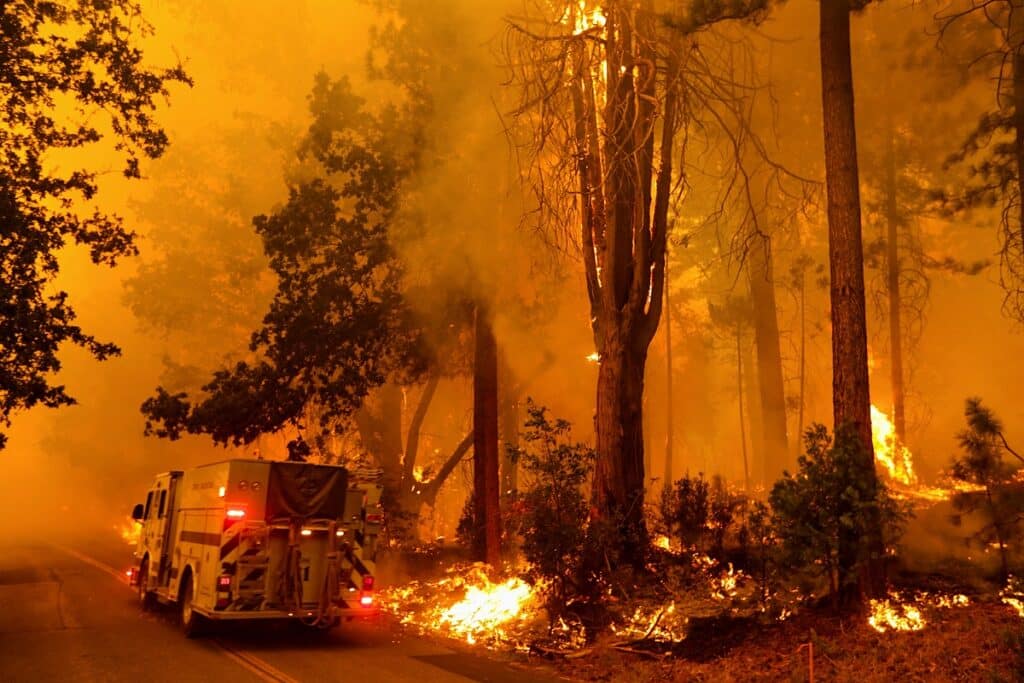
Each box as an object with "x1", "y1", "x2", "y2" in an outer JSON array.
[{"x1": 3, "y1": 0, "x2": 1024, "y2": 560}]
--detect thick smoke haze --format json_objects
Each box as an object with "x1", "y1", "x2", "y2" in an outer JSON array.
[{"x1": 4, "y1": 0, "x2": 1024, "y2": 553}]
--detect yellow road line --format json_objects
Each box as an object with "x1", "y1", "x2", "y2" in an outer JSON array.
[
  {"x1": 51, "y1": 544, "x2": 127, "y2": 583},
  {"x1": 216, "y1": 644, "x2": 292, "y2": 683},
  {"x1": 215, "y1": 640, "x2": 301, "y2": 683},
  {"x1": 50, "y1": 544, "x2": 299, "y2": 683}
]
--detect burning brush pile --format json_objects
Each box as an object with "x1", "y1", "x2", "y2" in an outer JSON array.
[{"x1": 378, "y1": 564, "x2": 550, "y2": 651}]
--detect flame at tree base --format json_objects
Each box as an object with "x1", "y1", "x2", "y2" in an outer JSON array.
[{"x1": 871, "y1": 405, "x2": 917, "y2": 487}]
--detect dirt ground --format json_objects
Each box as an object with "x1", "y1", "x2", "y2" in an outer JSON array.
[{"x1": 542, "y1": 600, "x2": 1022, "y2": 682}]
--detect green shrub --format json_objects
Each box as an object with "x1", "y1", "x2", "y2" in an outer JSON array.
[
  {"x1": 660, "y1": 472, "x2": 747, "y2": 559},
  {"x1": 769, "y1": 423, "x2": 908, "y2": 598},
  {"x1": 508, "y1": 399, "x2": 613, "y2": 631}
]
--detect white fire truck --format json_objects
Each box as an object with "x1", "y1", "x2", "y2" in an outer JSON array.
[{"x1": 130, "y1": 459, "x2": 383, "y2": 636}]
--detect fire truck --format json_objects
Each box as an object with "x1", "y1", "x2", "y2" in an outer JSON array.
[{"x1": 129, "y1": 459, "x2": 383, "y2": 636}]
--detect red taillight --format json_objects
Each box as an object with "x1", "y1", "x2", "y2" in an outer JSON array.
[
  {"x1": 365, "y1": 513, "x2": 383, "y2": 524},
  {"x1": 360, "y1": 595, "x2": 374, "y2": 607},
  {"x1": 226, "y1": 508, "x2": 245, "y2": 520},
  {"x1": 217, "y1": 575, "x2": 232, "y2": 590},
  {"x1": 362, "y1": 575, "x2": 374, "y2": 591}
]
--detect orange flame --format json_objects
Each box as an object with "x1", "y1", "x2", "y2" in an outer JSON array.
[
  {"x1": 562, "y1": 1, "x2": 606, "y2": 35},
  {"x1": 867, "y1": 591, "x2": 969, "y2": 632},
  {"x1": 868, "y1": 593, "x2": 925, "y2": 633},
  {"x1": 378, "y1": 564, "x2": 542, "y2": 650},
  {"x1": 116, "y1": 519, "x2": 141, "y2": 546},
  {"x1": 871, "y1": 404, "x2": 917, "y2": 486}
]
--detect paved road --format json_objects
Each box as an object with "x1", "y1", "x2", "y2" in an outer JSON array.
[{"x1": 0, "y1": 540, "x2": 558, "y2": 683}]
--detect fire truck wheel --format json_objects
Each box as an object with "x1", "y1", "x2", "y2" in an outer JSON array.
[
  {"x1": 180, "y1": 574, "x2": 206, "y2": 638},
  {"x1": 137, "y1": 558, "x2": 155, "y2": 611}
]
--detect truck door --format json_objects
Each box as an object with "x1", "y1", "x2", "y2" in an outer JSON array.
[
  {"x1": 140, "y1": 476, "x2": 175, "y2": 585},
  {"x1": 157, "y1": 475, "x2": 180, "y2": 585}
]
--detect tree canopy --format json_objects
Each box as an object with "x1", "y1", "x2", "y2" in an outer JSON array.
[
  {"x1": 0, "y1": 0, "x2": 189, "y2": 449},
  {"x1": 141, "y1": 73, "x2": 426, "y2": 449}
]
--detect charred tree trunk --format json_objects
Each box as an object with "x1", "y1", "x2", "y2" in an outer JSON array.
[
  {"x1": 819, "y1": 0, "x2": 884, "y2": 598},
  {"x1": 749, "y1": 234, "x2": 790, "y2": 482},
  {"x1": 885, "y1": 126, "x2": 906, "y2": 445},
  {"x1": 473, "y1": 304, "x2": 501, "y2": 566}
]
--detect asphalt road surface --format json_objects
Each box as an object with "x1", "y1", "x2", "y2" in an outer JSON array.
[{"x1": 0, "y1": 539, "x2": 560, "y2": 683}]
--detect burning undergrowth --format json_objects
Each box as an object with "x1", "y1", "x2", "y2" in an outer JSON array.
[
  {"x1": 377, "y1": 564, "x2": 542, "y2": 651},
  {"x1": 866, "y1": 590, "x2": 970, "y2": 633},
  {"x1": 376, "y1": 404, "x2": 1024, "y2": 661},
  {"x1": 378, "y1": 542, "x2": 792, "y2": 656},
  {"x1": 377, "y1": 563, "x2": 549, "y2": 651}
]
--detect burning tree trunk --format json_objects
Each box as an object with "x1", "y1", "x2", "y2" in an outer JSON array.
[
  {"x1": 568, "y1": 3, "x2": 680, "y2": 546},
  {"x1": 819, "y1": 0, "x2": 885, "y2": 597},
  {"x1": 748, "y1": 233, "x2": 790, "y2": 482},
  {"x1": 510, "y1": 0, "x2": 774, "y2": 550},
  {"x1": 473, "y1": 303, "x2": 501, "y2": 566}
]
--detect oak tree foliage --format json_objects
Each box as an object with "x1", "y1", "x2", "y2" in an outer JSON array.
[
  {"x1": 141, "y1": 73, "x2": 426, "y2": 447},
  {"x1": 0, "y1": 0, "x2": 188, "y2": 448}
]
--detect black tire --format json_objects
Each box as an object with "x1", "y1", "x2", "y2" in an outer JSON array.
[
  {"x1": 137, "y1": 558, "x2": 155, "y2": 611},
  {"x1": 180, "y1": 573, "x2": 206, "y2": 638}
]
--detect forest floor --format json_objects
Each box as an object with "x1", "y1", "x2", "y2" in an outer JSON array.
[{"x1": 541, "y1": 598, "x2": 1022, "y2": 682}]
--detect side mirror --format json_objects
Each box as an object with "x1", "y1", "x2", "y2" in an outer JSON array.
[{"x1": 132, "y1": 503, "x2": 145, "y2": 521}]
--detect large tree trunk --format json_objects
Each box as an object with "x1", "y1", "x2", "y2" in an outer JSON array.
[
  {"x1": 567, "y1": 3, "x2": 679, "y2": 552},
  {"x1": 473, "y1": 304, "x2": 501, "y2": 566},
  {"x1": 593, "y1": 334, "x2": 648, "y2": 538},
  {"x1": 885, "y1": 125, "x2": 906, "y2": 444},
  {"x1": 819, "y1": 0, "x2": 884, "y2": 598},
  {"x1": 748, "y1": 234, "x2": 790, "y2": 482}
]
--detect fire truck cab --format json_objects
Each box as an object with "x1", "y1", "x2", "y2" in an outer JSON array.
[{"x1": 130, "y1": 459, "x2": 383, "y2": 636}]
